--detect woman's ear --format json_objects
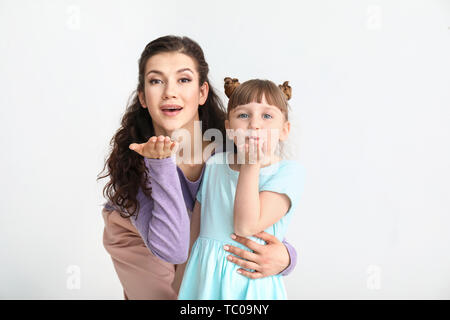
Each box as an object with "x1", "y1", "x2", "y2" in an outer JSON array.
[
  {"x1": 138, "y1": 91, "x2": 147, "y2": 108},
  {"x1": 199, "y1": 81, "x2": 209, "y2": 106}
]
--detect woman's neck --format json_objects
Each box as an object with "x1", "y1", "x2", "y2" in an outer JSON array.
[{"x1": 154, "y1": 119, "x2": 208, "y2": 165}]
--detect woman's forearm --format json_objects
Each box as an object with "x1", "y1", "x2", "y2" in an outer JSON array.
[
  {"x1": 280, "y1": 239, "x2": 298, "y2": 276},
  {"x1": 233, "y1": 164, "x2": 261, "y2": 237},
  {"x1": 132, "y1": 156, "x2": 190, "y2": 265}
]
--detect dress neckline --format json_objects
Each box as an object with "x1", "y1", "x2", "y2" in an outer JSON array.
[{"x1": 176, "y1": 149, "x2": 216, "y2": 183}]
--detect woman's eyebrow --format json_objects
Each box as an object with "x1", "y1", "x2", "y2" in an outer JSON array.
[
  {"x1": 177, "y1": 68, "x2": 194, "y2": 74},
  {"x1": 146, "y1": 68, "x2": 194, "y2": 77}
]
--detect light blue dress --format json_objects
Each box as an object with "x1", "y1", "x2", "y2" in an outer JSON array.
[{"x1": 178, "y1": 152, "x2": 306, "y2": 300}]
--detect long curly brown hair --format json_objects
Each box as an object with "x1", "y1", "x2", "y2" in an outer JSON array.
[{"x1": 97, "y1": 36, "x2": 226, "y2": 218}]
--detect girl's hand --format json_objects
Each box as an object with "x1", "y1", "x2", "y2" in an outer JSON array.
[
  {"x1": 224, "y1": 232, "x2": 290, "y2": 279},
  {"x1": 129, "y1": 135, "x2": 179, "y2": 159},
  {"x1": 237, "y1": 137, "x2": 271, "y2": 166}
]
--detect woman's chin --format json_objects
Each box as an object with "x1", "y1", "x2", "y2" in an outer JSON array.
[{"x1": 153, "y1": 111, "x2": 200, "y2": 136}]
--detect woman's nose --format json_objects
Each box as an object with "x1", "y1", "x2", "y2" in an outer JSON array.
[{"x1": 163, "y1": 81, "x2": 177, "y2": 99}]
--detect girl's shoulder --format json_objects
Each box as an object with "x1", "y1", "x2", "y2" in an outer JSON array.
[
  {"x1": 278, "y1": 159, "x2": 305, "y2": 172},
  {"x1": 260, "y1": 160, "x2": 306, "y2": 209},
  {"x1": 205, "y1": 151, "x2": 228, "y2": 166},
  {"x1": 261, "y1": 158, "x2": 305, "y2": 178}
]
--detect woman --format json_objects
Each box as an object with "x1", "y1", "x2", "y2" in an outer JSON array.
[{"x1": 98, "y1": 35, "x2": 298, "y2": 300}]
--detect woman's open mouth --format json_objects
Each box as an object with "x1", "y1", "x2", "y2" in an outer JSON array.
[{"x1": 161, "y1": 104, "x2": 183, "y2": 116}]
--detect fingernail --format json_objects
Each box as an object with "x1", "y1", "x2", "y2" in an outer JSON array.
[
  {"x1": 236, "y1": 270, "x2": 242, "y2": 274},
  {"x1": 223, "y1": 245, "x2": 229, "y2": 251},
  {"x1": 230, "y1": 233, "x2": 236, "y2": 239},
  {"x1": 227, "y1": 255, "x2": 232, "y2": 261}
]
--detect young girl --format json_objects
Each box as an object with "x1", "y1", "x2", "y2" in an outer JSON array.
[
  {"x1": 177, "y1": 79, "x2": 306, "y2": 299},
  {"x1": 98, "y1": 35, "x2": 300, "y2": 299}
]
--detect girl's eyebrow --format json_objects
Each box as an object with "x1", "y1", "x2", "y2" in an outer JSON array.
[
  {"x1": 232, "y1": 104, "x2": 281, "y2": 113},
  {"x1": 232, "y1": 105, "x2": 247, "y2": 112},
  {"x1": 146, "y1": 68, "x2": 194, "y2": 77}
]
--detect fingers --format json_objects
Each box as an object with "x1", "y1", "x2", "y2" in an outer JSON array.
[
  {"x1": 236, "y1": 269, "x2": 264, "y2": 279},
  {"x1": 129, "y1": 143, "x2": 143, "y2": 155},
  {"x1": 143, "y1": 136, "x2": 158, "y2": 155},
  {"x1": 155, "y1": 135, "x2": 165, "y2": 154},
  {"x1": 260, "y1": 140, "x2": 270, "y2": 165},
  {"x1": 230, "y1": 233, "x2": 263, "y2": 252},
  {"x1": 170, "y1": 141, "x2": 179, "y2": 153},
  {"x1": 129, "y1": 135, "x2": 175, "y2": 159},
  {"x1": 162, "y1": 136, "x2": 172, "y2": 153},
  {"x1": 225, "y1": 254, "x2": 260, "y2": 273},
  {"x1": 252, "y1": 231, "x2": 279, "y2": 244},
  {"x1": 224, "y1": 243, "x2": 258, "y2": 262},
  {"x1": 247, "y1": 138, "x2": 268, "y2": 164},
  {"x1": 248, "y1": 138, "x2": 257, "y2": 164},
  {"x1": 237, "y1": 140, "x2": 258, "y2": 164}
]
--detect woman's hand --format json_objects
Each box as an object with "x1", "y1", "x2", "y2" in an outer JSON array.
[
  {"x1": 129, "y1": 135, "x2": 178, "y2": 159},
  {"x1": 224, "y1": 232, "x2": 290, "y2": 279}
]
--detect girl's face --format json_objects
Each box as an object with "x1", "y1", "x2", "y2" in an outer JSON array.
[
  {"x1": 138, "y1": 52, "x2": 209, "y2": 136},
  {"x1": 225, "y1": 95, "x2": 290, "y2": 156}
]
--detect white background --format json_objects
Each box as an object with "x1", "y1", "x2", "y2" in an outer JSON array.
[{"x1": 1, "y1": 0, "x2": 449, "y2": 299}]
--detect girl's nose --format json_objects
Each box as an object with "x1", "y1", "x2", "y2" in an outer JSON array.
[{"x1": 249, "y1": 119, "x2": 261, "y2": 130}]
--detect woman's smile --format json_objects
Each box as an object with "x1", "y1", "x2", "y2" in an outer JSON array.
[{"x1": 160, "y1": 104, "x2": 183, "y2": 116}]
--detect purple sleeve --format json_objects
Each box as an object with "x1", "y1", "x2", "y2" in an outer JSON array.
[
  {"x1": 280, "y1": 239, "x2": 298, "y2": 276},
  {"x1": 131, "y1": 156, "x2": 190, "y2": 265}
]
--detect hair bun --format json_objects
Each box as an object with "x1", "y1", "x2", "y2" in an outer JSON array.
[
  {"x1": 278, "y1": 81, "x2": 292, "y2": 100},
  {"x1": 224, "y1": 77, "x2": 240, "y2": 98}
]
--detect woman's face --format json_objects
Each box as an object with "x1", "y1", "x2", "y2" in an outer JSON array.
[{"x1": 138, "y1": 52, "x2": 209, "y2": 136}]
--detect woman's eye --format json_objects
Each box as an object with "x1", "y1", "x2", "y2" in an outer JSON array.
[
  {"x1": 237, "y1": 113, "x2": 249, "y2": 119},
  {"x1": 180, "y1": 78, "x2": 191, "y2": 83},
  {"x1": 149, "y1": 79, "x2": 162, "y2": 84},
  {"x1": 263, "y1": 113, "x2": 273, "y2": 119}
]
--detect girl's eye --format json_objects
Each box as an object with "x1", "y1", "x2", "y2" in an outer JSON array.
[
  {"x1": 263, "y1": 113, "x2": 273, "y2": 119},
  {"x1": 149, "y1": 79, "x2": 162, "y2": 85},
  {"x1": 237, "y1": 113, "x2": 249, "y2": 119},
  {"x1": 180, "y1": 78, "x2": 191, "y2": 83}
]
